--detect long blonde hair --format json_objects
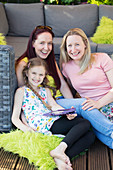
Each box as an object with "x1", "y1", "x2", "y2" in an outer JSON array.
[
  {"x1": 60, "y1": 28, "x2": 93, "y2": 74},
  {"x1": 22, "y1": 58, "x2": 53, "y2": 110}
]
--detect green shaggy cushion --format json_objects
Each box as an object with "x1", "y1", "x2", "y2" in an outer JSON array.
[
  {"x1": 0, "y1": 33, "x2": 6, "y2": 45},
  {"x1": 0, "y1": 130, "x2": 62, "y2": 170},
  {"x1": 91, "y1": 16, "x2": 113, "y2": 44}
]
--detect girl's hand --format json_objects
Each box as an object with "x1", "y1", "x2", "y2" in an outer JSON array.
[
  {"x1": 51, "y1": 106, "x2": 64, "y2": 115},
  {"x1": 66, "y1": 113, "x2": 77, "y2": 120},
  {"x1": 82, "y1": 97, "x2": 100, "y2": 111},
  {"x1": 25, "y1": 126, "x2": 36, "y2": 132}
]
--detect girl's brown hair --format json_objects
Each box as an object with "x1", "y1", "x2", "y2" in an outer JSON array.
[{"x1": 22, "y1": 58, "x2": 56, "y2": 110}]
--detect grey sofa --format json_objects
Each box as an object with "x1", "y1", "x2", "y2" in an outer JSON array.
[
  {"x1": 0, "y1": 3, "x2": 113, "y2": 132},
  {"x1": 0, "y1": 2, "x2": 113, "y2": 59}
]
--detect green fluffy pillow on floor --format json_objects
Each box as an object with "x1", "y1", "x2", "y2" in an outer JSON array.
[
  {"x1": 91, "y1": 16, "x2": 113, "y2": 44},
  {"x1": 0, "y1": 130, "x2": 62, "y2": 170}
]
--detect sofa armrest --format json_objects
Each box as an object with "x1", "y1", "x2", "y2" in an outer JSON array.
[{"x1": 0, "y1": 45, "x2": 17, "y2": 132}]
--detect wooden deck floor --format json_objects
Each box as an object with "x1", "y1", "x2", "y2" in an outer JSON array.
[{"x1": 0, "y1": 138, "x2": 113, "y2": 170}]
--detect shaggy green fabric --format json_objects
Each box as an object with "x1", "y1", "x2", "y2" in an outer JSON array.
[
  {"x1": 91, "y1": 16, "x2": 113, "y2": 44},
  {"x1": 0, "y1": 33, "x2": 6, "y2": 45},
  {"x1": 0, "y1": 130, "x2": 62, "y2": 170}
]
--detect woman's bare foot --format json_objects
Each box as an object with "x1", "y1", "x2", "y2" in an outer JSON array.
[{"x1": 54, "y1": 158, "x2": 73, "y2": 170}]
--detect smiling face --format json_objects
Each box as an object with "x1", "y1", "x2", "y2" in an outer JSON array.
[
  {"x1": 27, "y1": 66, "x2": 46, "y2": 89},
  {"x1": 66, "y1": 34, "x2": 86, "y2": 65},
  {"x1": 33, "y1": 32, "x2": 53, "y2": 59}
]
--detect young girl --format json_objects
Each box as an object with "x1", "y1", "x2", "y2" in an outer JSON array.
[{"x1": 12, "y1": 57, "x2": 95, "y2": 170}]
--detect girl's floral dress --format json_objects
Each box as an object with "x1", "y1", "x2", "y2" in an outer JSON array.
[{"x1": 22, "y1": 86, "x2": 60, "y2": 135}]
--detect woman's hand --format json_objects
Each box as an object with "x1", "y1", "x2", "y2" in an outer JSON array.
[
  {"x1": 82, "y1": 97, "x2": 100, "y2": 111},
  {"x1": 66, "y1": 113, "x2": 77, "y2": 120}
]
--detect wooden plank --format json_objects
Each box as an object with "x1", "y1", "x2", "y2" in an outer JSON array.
[
  {"x1": 16, "y1": 157, "x2": 36, "y2": 170},
  {"x1": 109, "y1": 148, "x2": 113, "y2": 169},
  {"x1": 0, "y1": 148, "x2": 18, "y2": 169},
  {"x1": 72, "y1": 153, "x2": 87, "y2": 170},
  {"x1": 0, "y1": 140, "x2": 112, "y2": 170},
  {"x1": 88, "y1": 139, "x2": 110, "y2": 170}
]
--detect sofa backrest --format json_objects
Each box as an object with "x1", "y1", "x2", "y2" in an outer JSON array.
[
  {"x1": 99, "y1": 5, "x2": 113, "y2": 21},
  {"x1": 44, "y1": 4, "x2": 98, "y2": 37},
  {"x1": 4, "y1": 3, "x2": 44, "y2": 37},
  {"x1": 0, "y1": 3, "x2": 9, "y2": 36}
]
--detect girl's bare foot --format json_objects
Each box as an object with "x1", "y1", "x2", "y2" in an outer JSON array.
[
  {"x1": 50, "y1": 149, "x2": 71, "y2": 166},
  {"x1": 54, "y1": 158, "x2": 73, "y2": 170},
  {"x1": 50, "y1": 146, "x2": 72, "y2": 167}
]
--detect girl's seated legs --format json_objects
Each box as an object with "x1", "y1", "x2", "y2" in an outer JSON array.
[
  {"x1": 50, "y1": 116, "x2": 95, "y2": 159},
  {"x1": 66, "y1": 131, "x2": 95, "y2": 159}
]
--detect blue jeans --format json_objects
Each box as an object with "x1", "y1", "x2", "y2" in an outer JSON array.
[
  {"x1": 56, "y1": 98, "x2": 113, "y2": 149},
  {"x1": 93, "y1": 128, "x2": 113, "y2": 149}
]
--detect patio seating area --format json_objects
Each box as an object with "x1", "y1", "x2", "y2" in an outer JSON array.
[
  {"x1": 0, "y1": 138, "x2": 113, "y2": 170},
  {"x1": 0, "y1": 1, "x2": 113, "y2": 169}
]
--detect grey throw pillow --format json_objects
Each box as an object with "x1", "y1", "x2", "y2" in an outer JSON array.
[
  {"x1": 5, "y1": 3, "x2": 44, "y2": 36},
  {"x1": 0, "y1": 3, "x2": 9, "y2": 35},
  {"x1": 45, "y1": 4, "x2": 98, "y2": 37}
]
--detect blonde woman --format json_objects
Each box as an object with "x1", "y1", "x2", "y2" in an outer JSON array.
[{"x1": 59, "y1": 28, "x2": 113, "y2": 149}]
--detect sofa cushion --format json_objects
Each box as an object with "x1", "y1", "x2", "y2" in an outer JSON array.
[
  {"x1": 89, "y1": 40, "x2": 97, "y2": 53},
  {"x1": 6, "y1": 36, "x2": 29, "y2": 58},
  {"x1": 53, "y1": 37, "x2": 62, "y2": 55},
  {"x1": 0, "y1": 3, "x2": 9, "y2": 35},
  {"x1": 97, "y1": 44, "x2": 113, "y2": 58},
  {"x1": 5, "y1": 3, "x2": 44, "y2": 37},
  {"x1": 99, "y1": 5, "x2": 113, "y2": 21},
  {"x1": 91, "y1": 16, "x2": 113, "y2": 44},
  {"x1": 44, "y1": 4, "x2": 98, "y2": 37}
]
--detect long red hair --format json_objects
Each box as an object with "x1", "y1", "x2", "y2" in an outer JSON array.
[{"x1": 16, "y1": 27, "x2": 61, "y2": 89}]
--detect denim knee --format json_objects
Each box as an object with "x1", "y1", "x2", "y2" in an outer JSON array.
[{"x1": 93, "y1": 128, "x2": 113, "y2": 149}]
